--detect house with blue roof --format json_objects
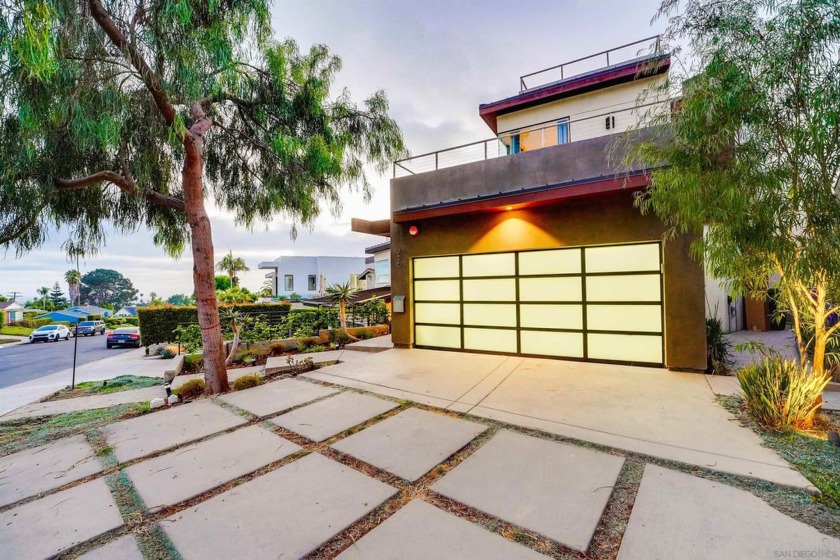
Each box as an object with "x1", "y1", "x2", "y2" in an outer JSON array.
[
  {"x1": 67, "y1": 304, "x2": 112, "y2": 318},
  {"x1": 37, "y1": 310, "x2": 89, "y2": 323}
]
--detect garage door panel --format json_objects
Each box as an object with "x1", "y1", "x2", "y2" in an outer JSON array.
[
  {"x1": 518, "y1": 249, "x2": 581, "y2": 275},
  {"x1": 521, "y1": 331, "x2": 584, "y2": 358},
  {"x1": 585, "y1": 243, "x2": 660, "y2": 273},
  {"x1": 587, "y1": 304, "x2": 662, "y2": 333},
  {"x1": 519, "y1": 277, "x2": 582, "y2": 301},
  {"x1": 415, "y1": 303, "x2": 460, "y2": 325},
  {"x1": 462, "y1": 253, "x2": 515, "y2": 277},
  {"x1": 587, "y1": 333, "x2": 663, "y2": 363},
  {"x1": 585, "y1": 274, "x2": 661, "y2": 302},
  {"x1": 463, "y1": 328, "x2": 517, "y2": 353},
  {"x1": 463, "y1": 279, "x2": 516, "y2": 301},
  {"x1": 416, "y1": 325, "x2": 461, "y2": 349},
  {"x1": 464, "y1": 304, "x2": 517, "y2": 327},
  {"x1": 520, "y1": 304, "x2": 583, "y2": 330},
  {"x1": 414, "y1": 256, "x2": 460, "y2": 279},
  {"x1": 415, "y1": 280, "x2": 460, "y2": 302}
]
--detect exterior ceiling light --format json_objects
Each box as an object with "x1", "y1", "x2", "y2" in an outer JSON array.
[
  {"x1": 505, "y1": 206, "x2": 513, "y2": 211},
  {"x1": 408, "y1": 225, "x2": 420, "y2": 237}
]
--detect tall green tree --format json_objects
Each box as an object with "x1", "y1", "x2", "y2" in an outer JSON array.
[
  {"x1": 80, "y1": 269, "x2": 138, "y2": 308},
  {"x1": 36, "y1": 285, "x2": 50, "y2": 310},
  {"x1": 628, "y1": 0, "x2": 840, "y2": 375},
  {"x1": 64, "y1": 269, "x2": 82, "y2": 307},
  {"x1": 49, "y1": 282, "x2": 67, "y2": 308},
  {"x1": 0, "y1": 1, "x2": 404, "y2": 393},
  {"x1": 216, "y1": 250, "x2": 249, "y2": 287}
]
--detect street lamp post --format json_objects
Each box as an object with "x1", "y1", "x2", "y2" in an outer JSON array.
[{"x1": 71, "y1": 318, "x2": 80, "y2": 389}]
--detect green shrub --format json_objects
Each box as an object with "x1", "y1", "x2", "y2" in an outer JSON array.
[
  {"x1": 175, "y1": 378, "x2": 205, "y2": 400},
  {"x1": 232, "y1": 374, "x2": 262, "y2": 391},
  {"x1": 160, "y1": 347, "x2": 176, "y2": 359},
  {"x1": 182, "y1": 354, "x2": 203, "y2": 373},
  {"x1": 138, "y1": 302, "x2": 292, "y2": 346},
  {"x1": 705, "y1": 317, "x2": 732, "y2": 375},
  {"x1": 301, "y1": 344, "x2": 326, "y2": 354},
  {"x1": 88, "y1": 313, "x2": 103, "y2": 320},
  {"x1": 737, "y1": 358, "x2": 831, "y2": 430},
  {"x1": 15, "y1": 318, "x2": 52, "y2": 329},
  {"x1": 331, "y1": 329, "x2": 351, "y2": 348}
]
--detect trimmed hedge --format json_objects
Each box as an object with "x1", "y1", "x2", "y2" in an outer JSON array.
[
  {"x1": 13, "y1": 318, "x2": 52, "y2": 329},
  {"x1": 138, "y1": 302, "x2": 292, "y2": 346}
]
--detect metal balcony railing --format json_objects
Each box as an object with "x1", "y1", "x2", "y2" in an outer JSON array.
[
  {"x1": 519, "y1": 35, "x2": 663, "y2": 92},
  {"x1": 392, "y1": 100, "x2": 669, "y2": 178}
]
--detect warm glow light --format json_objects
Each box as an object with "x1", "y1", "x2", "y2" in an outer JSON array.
[
  {"x1": 408, "y1": 225, "x2": 419, "y2": 237},
  {"x1": 505, "y1": 206, "x2": 513, "y2": 211}
]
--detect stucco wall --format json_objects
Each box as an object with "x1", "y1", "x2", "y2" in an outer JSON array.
[
  {"x1": 265, "y1": 256, "x2": 366, "y2": 298},
  {"x1": 389, "y1": 192, "x2": 706, "y2": 371}
]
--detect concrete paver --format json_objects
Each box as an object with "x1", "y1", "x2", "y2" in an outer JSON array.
[
  {"x1": 335, "y1": 499, "x2": 548, "y2": 559},
  {"x1": 824, "y1": 391, "x2": 839, "y2": 411},
  {"x1": 1, "y1": 385, "x2": 164, "y2": 421},
  {"x1": 272, "y1": 391, "x2": 398, "y2": 441},
  {"x1": 102, "y1": 401, "x2": 247, "y2": 463},
  {"x1": 163, "y1": 453, "x2": 396, "y2": 560},
  {"x1": 79, "y1": 534, "x2": 144, "y2": 560},
  {"x1": 125, "y1": 425, "x2": 301, "y2": 511},
  {"x1": 432, "y1": 430, "x2": 624, "y2": 552},
  {"x1": 217, "y1": 378, "x2": 339, "y2": 417},
  {"x1": 0, "y1": 434, "x2": 103, "y2": 507},
  {"x1": 617, "y1": 465, "x2": 840, "y2": 559},
  {"x1": 331, "y1": 408, "x2": 487, "y2": 481},
  {"x1": 345, "y1": 334, "x2": 394, "y2": 353},
  {"x1": 0, "y1": 478, "x2": 123, "y2": 560}
]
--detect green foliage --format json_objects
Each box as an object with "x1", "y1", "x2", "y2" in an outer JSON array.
[
  {"x1": 14, "y1": 317, "x2": 51, "y2": 329},
  {"x1": 47, "y1": 375, "x2": 162, "y2": 401},
  {"x1": 232, "y1": 374, "x2": 262, "y2": 391},
  {"x1": 300, "y1": 344, "x2": 326, "y2": 354},
  {"x1": 217, "y1": 286, "x2": 257, "y2": 303},
  {"x1": 737, "y1": 358, "x2": 831, "y2": 430},
  {"x1": 182, "y1": 353, "x2": 204, "y2": 373},
  {"x1": 289, "y1": 292, "x2": 303, "y2": 302},
  {"x1": 159, "y1": 347, "x2": 176, "y2": 359},
  {"x1": 48, "y1": 281, "x2": 66, "y2": 308},
  {"x1": 166, "y1": 293, "x2": 193, "y2": 306},
  {"x1": 350, "y1": 297, "x2": 389, "y2": 326},
  {"x1": 0, "y1": 325, "x2": 33, "y2": 335},
  {"x1": 331, "y1": 329, "x2": 351, "y2": 348},
  {"x1": 215, "y1": 275, "x2": 232, "y2": 291},
  {"x1": 139, "y1": 302, "x2": 292, "y2": 346},
  {"x1": 79, "y1": 269, "x2": 138, "y2": 308},
  {"x1": 174, "y1": 379, "x2": 205, "y2": 400},
  {"x1": 0, "y1": 310, "x2": 4, "y2": 325},
  {"x1": 629, "y1": 0, "x2": 840, "y2": 374},
  {"x1": 217, "y1": 250, "x2": 249, "y2": 287},
  {"x1": 705, "y1": 317, "x2": 731, "y2": 375}
]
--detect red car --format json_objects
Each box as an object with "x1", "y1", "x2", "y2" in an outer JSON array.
[{"x1": 106, "y1": 327, "x2": 141, "y2": 349}]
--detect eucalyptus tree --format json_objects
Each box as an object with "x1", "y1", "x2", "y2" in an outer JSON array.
[
  {"x1": 627, "y1": 0, "x2": 840, "y2": 375},
  {"x1": 0, "y1": 1, "x2": 405, "y2": 393}
]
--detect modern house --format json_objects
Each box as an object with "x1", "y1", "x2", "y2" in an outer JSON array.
[
  {"x1": 114, "y1": 306, "x2": 138, "y2": 318},
  {"x1": 67, "y1": 304, "x2": 112, "y2": 318},
  {"x1": 386, "y1": 37, "x2": 707, "y2": 370},
  {"x1": 258, "y1": 256, "x2": 366, "y2": 299},
  {"x1": 0, "y1": 301, "x2": 24, "y2": 324}
]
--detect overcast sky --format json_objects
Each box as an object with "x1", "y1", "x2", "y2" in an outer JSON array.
[{"x1": 0, "y1": 0, "x2": 665, "y2": 303}]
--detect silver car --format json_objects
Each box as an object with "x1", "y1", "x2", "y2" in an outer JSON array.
[{"x1": 29, "y1": 324, "x2": 71, "y2": 343}]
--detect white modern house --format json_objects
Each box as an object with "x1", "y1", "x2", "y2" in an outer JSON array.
[{"x1": 258, "y1": 256, "x2": 366, "y2": 299}]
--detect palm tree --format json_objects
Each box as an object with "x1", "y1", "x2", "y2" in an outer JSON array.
[
  {"x1": 216, "y1": 250, "x2": 249, "y2": 287},
  {"x1": 324, "y1": 282, "x2": 357, "y2": 331},
  {"x1": 64, "y1": 270, "x2": 81, "y2": 307},
  {"x1": 36, "y1": 286, "x2": 50, "y2": 310}
]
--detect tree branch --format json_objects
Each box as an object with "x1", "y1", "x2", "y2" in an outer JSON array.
[
  {"x1": 87, "y1": 0, "x2": 176, "y2": 126},
  {"x1": 54, "y1": 171, "x2": 185, "y2": 212}
]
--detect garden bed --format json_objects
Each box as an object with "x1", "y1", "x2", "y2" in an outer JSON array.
[{"x1": 41, "y1": 376, "x2": 164, "y2": 402}]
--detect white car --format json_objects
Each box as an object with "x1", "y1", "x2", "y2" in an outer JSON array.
[{"x1": 29, "y1": 324, "x2": 72, "y2": 343}]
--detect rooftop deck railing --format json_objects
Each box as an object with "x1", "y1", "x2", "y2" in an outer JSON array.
[
  {"x1": 392, "y1": 100, "x2": 669, "y2": 178},
  {"x1": 518, "y1": 35, "x2": 663, "y2": 92}
]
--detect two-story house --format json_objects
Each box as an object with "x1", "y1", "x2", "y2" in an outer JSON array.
[
  {"x1": 387, "y1": 37, "x2": 706, "y2": 370},
  {"x1": 258, "y1": 256, "x2": 366, "y2": 299}
]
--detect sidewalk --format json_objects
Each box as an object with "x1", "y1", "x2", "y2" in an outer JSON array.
[{"x1": 0, "y1": 350, "x2": 178, "y2": 417}]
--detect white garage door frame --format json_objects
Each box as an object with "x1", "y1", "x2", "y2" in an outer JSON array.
[{"x1": 411, "y1": 241, "x2": 665, "y2": 367}]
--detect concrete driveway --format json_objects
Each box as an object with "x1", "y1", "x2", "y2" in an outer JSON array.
[{"x1": 304, "y1": 348, "x2": 810, "y2": 488}]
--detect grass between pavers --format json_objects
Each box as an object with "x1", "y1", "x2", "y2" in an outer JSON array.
[
  {"x1": 719, "y1": 394, "x2": 840, "y2": 509},
  {"x1": 42, "y1": 375, "x2": 163, "y2": 402},
  {"x1": 0, "y1": 402, "x2": 150, "y2": 457},
  {"x1": 0, "y1": 325, "x2": 32, "y2": 336}
]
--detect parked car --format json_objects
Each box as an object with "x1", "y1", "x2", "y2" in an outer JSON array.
[
  {"x1": 74, "y1": 320, "x2": 106, "y2": 336},
  {"x1": 106, "y1": 327, "x2": 141, "y2": 349},
  {"x1": 29, "y1": 324, "x2": 71, "y2": 343}
]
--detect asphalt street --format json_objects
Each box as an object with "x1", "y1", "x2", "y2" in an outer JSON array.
[{"x1": 0, "y1": 333, "x2": 134, "y2": 389}]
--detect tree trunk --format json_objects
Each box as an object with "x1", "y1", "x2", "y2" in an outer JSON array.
[
  {"x1": 225, "y1": 328, "x2": 240, "y2": 367},
  {"x1": 183, "y1": 130, "x2": 229, "y2": 394},
  {"x1": 339, "y1": 301, "x2": 347, "y2": 329}
]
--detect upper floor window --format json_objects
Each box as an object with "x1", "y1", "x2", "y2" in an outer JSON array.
[
  {"x1": 308, "y1": 275, "x2": 317, "y2": 291},
  {"x1": 374, "y1": 259, "x2": 391, "y2": 287},
  {"x1": 557, "y1": 118, "x2": 570, "y2": 144},
  {"x1": 284, "y1": 275, "x2": 294, "y2": 291}
]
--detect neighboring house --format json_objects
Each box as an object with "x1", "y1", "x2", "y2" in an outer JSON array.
[
  {"x1": 384, "y1": 37, "x2": 707, "y2": 370},
  {"x1": 114, "y1": 306, "x2": 138, "y2": 318},
  {"x1": 37, "y1": 310, "x2": 89, "y2": 323},
  {"x1": 258, "y1": 256, "x2": 366, "y2": 299},
  {"x1": 0, "y1": 301, "x2": 25, "y2": 324},
  {"x1": 67, "y1": 304, "x2": 112, "y2": 318}
]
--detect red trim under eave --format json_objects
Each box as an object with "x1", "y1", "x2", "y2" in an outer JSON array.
[
  {"x1": 479, "y1": 56, "x2": 670, "y2": 133},
  {"x1": 392, "y1": 174, "x2": 651, "y2": 224}
]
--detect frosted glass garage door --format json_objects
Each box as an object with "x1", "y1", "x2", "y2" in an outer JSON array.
[{"x1": 412, "y1": 242, "x2": 663, "y2": 365}]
